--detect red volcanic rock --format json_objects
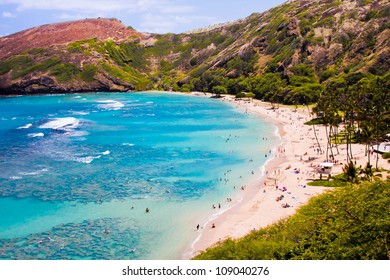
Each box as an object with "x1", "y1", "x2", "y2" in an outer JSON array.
[{"x1": 0, "y1": 18, "x2": 141, "y2": 60}]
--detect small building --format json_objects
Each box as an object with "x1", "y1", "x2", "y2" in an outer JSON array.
[
  {"x1": 374, "y1": 142, "x2": 390, "y2": 154},
  {"x1": 319, "y1": 162, "x2": 334, "y2": 180},
  {"x1": 321, "y1": 162, "x2": 334, "y2": 173}
]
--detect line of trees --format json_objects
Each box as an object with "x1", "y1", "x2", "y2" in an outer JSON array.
[{"x1": 313, "y1": 73, "x2": 390, "y2": 175}]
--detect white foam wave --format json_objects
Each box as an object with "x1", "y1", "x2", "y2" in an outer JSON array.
[
  {"x1": 39, "y1": 117, "x2": 80, "y2": 131},
  {"x1": 97, "y1": 100, "x2": 125, "y2": 111},
  {"x1": 9, "y1": 176, "x2": 22, "y2": 180},
  {"x1": 122, "y1": 143, "x2": 135, "y2": 147},
  {"x1": 17, "y1": 123, "x2": 33, "y2": 129},
  {"x1": 19, "y1": 168, "x2": 48, "y2": 176},
  {"x1": 77, "y1": 155, "x2": 101, "y2": 164},
  {"x1": 28, "y1": 133, "x2": 44, "y2": 138},
  {"x1": 73, "y1": 95, "x2": 82, "y2": 99},
  {"x1": 102, "y1": 150, "x2": 110, "y2": 155},
  {"x1": 64, "y1": 131, "x2": 89, "y2": 137},
  {"x1": 71, "y1": 111, "x2": 89, "y2": 116}
]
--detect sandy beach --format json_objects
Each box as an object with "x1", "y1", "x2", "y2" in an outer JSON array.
[{"x1": 184, "y1": 93, "x2": 389, "y2": 258}]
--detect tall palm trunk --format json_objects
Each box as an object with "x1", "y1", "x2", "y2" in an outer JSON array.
[
  {"x1": 329, "y1": 125, "x2": 335, "y2": 160},
  {"x1": 313, "y1": 124, "x2": 322, "y2": 154},
  {"x1": 325, "y1": 124, "x2": 329, "y2": 161},
  {"x1": 325, "y1": 124, "x2": 335, "y2": 162},
  {"x1": 376, "y1": 141, "x2": 380, "y2": 170},
  {"x1": 368, "y1": 144, "x2": 371, "y2": 166},
  {"x1": 346, "y1": 127, "x2": 350, "y2": 162},
  {"x1": 349, "y1": 127, "x2": 354, "y2": 160},
  {"x1": 333, "y1": 126, "x2": 340, "y2": 155}
]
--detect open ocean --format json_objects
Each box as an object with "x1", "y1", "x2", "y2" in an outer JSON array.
[{"x1": 0, "y1": 92, "x2": 278, "y2": 259}]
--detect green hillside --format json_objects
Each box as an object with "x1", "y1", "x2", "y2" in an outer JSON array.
[
  {"x1": 0, "y1": 0, "x2": 389, "y2": 99},
  {"x1": 194, "y1": 179, "x2": 390, "y2": 260}
]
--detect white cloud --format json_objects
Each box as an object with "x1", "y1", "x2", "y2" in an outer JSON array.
[
  {"x1": 0, "y1": 0, "x2": 217, "y2": 33},
  {"x1": 159, "y1": 5, "x2": 194, "y2": 14},
  {"x1": 140, "y1": 14, "x2": 177, "y2": 34},
  {"x1": 57, "y1": 13, "x2": 73, "y2": 19},
  {"x1": 1, "y1": 0, "x2": 193, "y2": 14},
  {"x1": 2, "y1": 11, "x2": 17, "y2": 18},
  {"x1": 140, "y1": 13, "x2": 216, "y2": 34}
]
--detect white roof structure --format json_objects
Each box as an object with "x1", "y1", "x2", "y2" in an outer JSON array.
[{"x1": 374, "y1": 143, "x2": 390, "y2": 154}]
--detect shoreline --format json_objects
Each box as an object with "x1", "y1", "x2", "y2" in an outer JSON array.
[
  {"x1": 186, "y1": 95, "x2": 325, "y2": 258},
  {"x1": 176, "y1": 91, "x2": 388, "y2": 259},
  {"x1": 167, "y1": 91, "x2": 324, "y2": 258}
]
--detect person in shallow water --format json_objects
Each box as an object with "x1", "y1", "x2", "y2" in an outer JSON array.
[{"x1": 145, "y1": 207, "x2": 150, "y2": 213}]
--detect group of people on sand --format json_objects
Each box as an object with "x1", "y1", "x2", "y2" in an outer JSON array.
[
  {"x1": 196, "y1": 223, "x2": 216, "y2": 230},
  {"x1": 212, "y1": 203, "x2": 221, "y2": 209}
]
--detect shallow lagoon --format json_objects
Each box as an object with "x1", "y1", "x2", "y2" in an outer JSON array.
[{"x1": 0, "y1": 92, "x2": 278, "y2": 259}]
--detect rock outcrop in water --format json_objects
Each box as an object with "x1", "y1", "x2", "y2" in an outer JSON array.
[{"x1": 0, "y1": 0, "x2": 389, "y2": 99}]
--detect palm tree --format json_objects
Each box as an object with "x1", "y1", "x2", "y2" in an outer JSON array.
[
  {"x1": 350, "y1": 76, "x2": 389, "y2": 170},
  {"x1": 317, "y1": 84, "x2": 343, "y2": 162},
  {"x1": 311, "y1": 104, "x2": 323, "y2": 155},
  {"x1": 370, "y1": 77, "x2": 390, "y2": 169},
  {"x1": 360, "y1": 162, "x2": 373, "y2": 181},
  {"x1": 343, "y1": 161, "x2": 359, "y2": 183}
]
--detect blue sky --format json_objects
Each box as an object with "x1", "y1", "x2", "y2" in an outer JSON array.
[{"x1": 0, "y1": 0, "x2": 286, "y2": 36}]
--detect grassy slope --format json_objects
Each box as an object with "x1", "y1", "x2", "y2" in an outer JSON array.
[
  {"x1": 0, "y1": 0, "x2": 388, "y2": 96},
  {"x1": 194, "y1": 179, "x2": 390, "y2": 260}
]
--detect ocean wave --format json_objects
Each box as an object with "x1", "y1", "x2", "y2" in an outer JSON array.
[
  {"x1": 9, "y1": 176, "x2": 22, "y2": 180},
  {"x1": 102, "y1": 150, "x2": 110, "y2": 155},
  {"x1": 71, "y1": 111, "x2": 89, "y2": 116},
  {"x1": 97, "y1": 100, "x2": 125, "y2": 111},
  {"x1": 63, "y1": 131, "x2": 89, "y2": 137},
  {"x1": 77, "y1": 155, "x2": 101, "y2": 164},
  {"x1": 122, "y1": 143, "x2": 135, "y2": 147},
  {"x1": 28, "y1": 133, "x2": 44, "y2": 138},
  {"x1": 39, "y1": 117, "x2": 80, "y2": 131},
  {"x1": 19, "y1": 168, "x2": 49, "y2": 176},
  {"x1": 17, "y1": 123, "x2": 33, "y2": 129}
]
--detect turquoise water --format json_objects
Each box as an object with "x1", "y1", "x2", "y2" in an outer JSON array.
[{"x1": 0, "y1": 92, "x2": 277, "y2": 259}]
